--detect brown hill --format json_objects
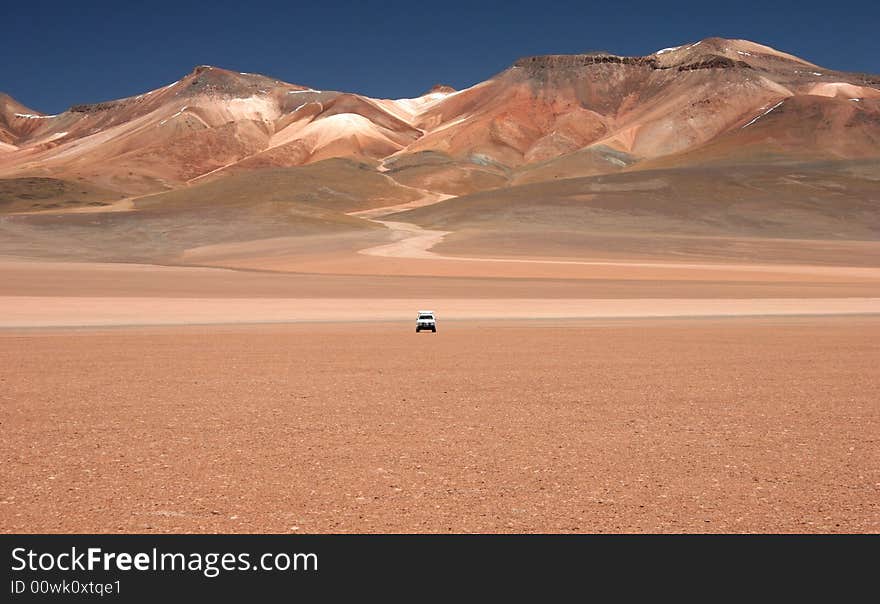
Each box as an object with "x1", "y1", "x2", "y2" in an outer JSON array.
[
  {"x1": 0, "y1": 67, "x2": 426, "y2": 195},
  {"x1": 0, "y1": 159, "x2": 411, "y2": 263},
  {"x1": 388, "y1": 160, "x2": 880, "y2": 265},
  {"x1": 0, "y1": 93, "x2": 45, "y2": 148},
  {"x1": 0, "y1": 176, "x2": 123, "y2": 213},
  {"x1": 398, "y1": 38, "x2": 880, "y2": 171},
  {"x1": 1, "y1": 38, "x2": 876, "y2": 199}
]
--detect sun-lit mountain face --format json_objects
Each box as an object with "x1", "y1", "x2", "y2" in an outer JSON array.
[{"x1": 0, "y1": 38, "x2": 877, "y2": 197}]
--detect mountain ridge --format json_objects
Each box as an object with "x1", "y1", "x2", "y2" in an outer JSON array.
[{"x1": 0, "y1": 37, "x2": 878, "y2": 197}]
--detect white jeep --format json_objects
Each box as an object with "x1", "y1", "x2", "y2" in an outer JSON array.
[{"x1": 416, "y1": 310, "x2": 436, "y2": 333}]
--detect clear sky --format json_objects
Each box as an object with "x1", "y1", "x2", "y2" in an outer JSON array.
[{"x1": 5, "y1": 0, "x2": 879, "y2": 114}]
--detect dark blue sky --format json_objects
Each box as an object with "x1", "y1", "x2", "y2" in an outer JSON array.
[{"x1": 5, "y1": 0, "x2": 879, "y2": 114}]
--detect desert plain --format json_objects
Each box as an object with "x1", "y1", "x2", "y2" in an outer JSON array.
[
  {"x1": 2, "y1": 166, "x2": 879, "y2": 534},
  {"x1": 1, "y1": 232, "x2": 878, "y2": 533}
]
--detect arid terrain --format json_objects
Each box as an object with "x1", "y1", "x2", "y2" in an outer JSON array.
[
  {"x1": 2, "y1": 319, "x2": 878, "y2": 533},
  {"x1": 1, "y1": 38, "x2": 878, "y2": 533}
]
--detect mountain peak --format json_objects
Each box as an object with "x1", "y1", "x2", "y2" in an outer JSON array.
[
  {"x1": 426, "y1": 84, "x2": 456, "y2": 95},
  {"x1": 651, "y1": 38, "x2": 820, "y2": 69},
  {"x1": 512, "y1": 37, "x2": 820, "y2": 74}
]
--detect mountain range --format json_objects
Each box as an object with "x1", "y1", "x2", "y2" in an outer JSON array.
[
  {"x1": 1, "y1": 37, "x2": 878, "y2": 265},
  {"x1": 3, "y1": 38, "x2": 879, "y2": 191}
]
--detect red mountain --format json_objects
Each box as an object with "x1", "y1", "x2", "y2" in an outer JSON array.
[{"x1": 0, "y1": 37, "x2": 878, "y2": 197}]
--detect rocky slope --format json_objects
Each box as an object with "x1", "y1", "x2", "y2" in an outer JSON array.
[{"x1": 0, "y1": 38, "x2": 878, "y2": 198}]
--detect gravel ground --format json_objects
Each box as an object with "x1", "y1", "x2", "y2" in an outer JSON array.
[{"x1": 1, "y1": 318, "x2": 878, "y2": 533}]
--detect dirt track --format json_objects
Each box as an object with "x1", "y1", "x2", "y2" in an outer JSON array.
[{"x1": 2, "y1": 318, "x2": 877, "y2": 533}]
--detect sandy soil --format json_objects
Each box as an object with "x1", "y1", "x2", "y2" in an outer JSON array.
[
  {"x1": 179, "y1": 235, "x2": 880, "y2": 282},
  {"x1": 355, "y1": 218, "x2": 880, "y2": 280},
  {"x1": 1, "y1": 296, "x2": 878, "y2": 328},
  {"x1": 348, "y1": 190, "x2": 453, "y2": 220},
  {"x1": 5, "y1": 258, "x2": 879, "y2": 300},
  {"x1": 1, "y1": 254, "x2": 878, "y2": 328},
  {"x1": 1, "y1": 318, "x2": 877, "y2": 533}
]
